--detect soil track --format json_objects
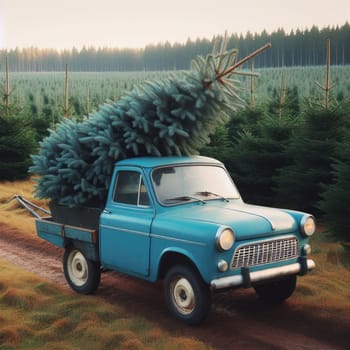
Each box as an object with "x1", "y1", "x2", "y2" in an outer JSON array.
[{"x1": 0, "y1": 228, "x2": 348, "y2": 350}]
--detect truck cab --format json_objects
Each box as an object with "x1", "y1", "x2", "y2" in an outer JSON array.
[{"x1": 36, "y1": 156, "x2": 316, "y2": 324}]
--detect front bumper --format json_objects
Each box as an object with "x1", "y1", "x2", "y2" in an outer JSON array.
[{"x1": 210, "y1": 258, "x2": 315, "y2": 290}]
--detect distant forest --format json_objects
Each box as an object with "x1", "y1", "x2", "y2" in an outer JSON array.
[{"x1": 2, "y1": 23, "x2": 350, "y2": 72}]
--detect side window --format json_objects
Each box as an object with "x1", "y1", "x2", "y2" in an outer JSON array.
[
  {"x1": 139, "y1": 177, "x2": 150, "y2": 206},
  {"x1": 113, "y1": 171, "x2": 150, "y2": 206}
]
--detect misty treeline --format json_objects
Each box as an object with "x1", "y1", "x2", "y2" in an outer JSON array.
[{"x1": 2, "y1": 23, "x2": 350, "y2": 72}]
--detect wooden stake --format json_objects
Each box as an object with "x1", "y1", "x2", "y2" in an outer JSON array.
[
  {"x1": 279, "y1": 70, "x2": 286, "y2": 119},
  {"x1": 325, "y1": 39, "x2": 331, "y2": 109},
  {"x1": 64, "y1": 64, "x2": 69, "y2": 117},
  {"x1": 5, "y1": 55, "x2": 10, "y2": 113},
  {"x1": 315, "y1": 39, "x2": 332, "y2": 109},
  {"x1": 86, "y1": 84, "x2": 90, "y2": 116},
  {"x1": 250, "y1": 60, "x2": 255, "y2": 109}
]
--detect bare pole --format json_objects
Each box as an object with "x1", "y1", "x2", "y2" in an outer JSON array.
[
  {"x1": 5, "y1": 55, "x2": 10, "y2": 113},
  {"x1": 315, "y1": 39, "x2": 332, "y2": 109},
  {"x1": 250, "y1": 60, "x2": 255, "y2": 109},
  {"x1": 325, "y1": 38, "x2": 331, "y2": 109},
  {"x1": 86, "y1": 84, "x2": 90, "y2": 116},
  {"x1": 279, "y1": 70, "x2": 286, "y2": 119},
  {"x1": 64, "y1": 63, "x2": 69, "y2": 117}
]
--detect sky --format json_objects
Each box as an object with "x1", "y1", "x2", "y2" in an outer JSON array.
[{"x1": 0, "y1": 0, "x2": 349, "y2": 50}]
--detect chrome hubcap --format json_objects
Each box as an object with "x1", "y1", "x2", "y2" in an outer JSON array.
[
  {"x1": 172, "y1": 277, "x2": 195, "y2": 315},
  {"x1": 67, "y1": 250, "x2": 88, "y2": 286}
]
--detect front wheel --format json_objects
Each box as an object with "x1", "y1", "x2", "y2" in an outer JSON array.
[
  {"x1": 164, "y1": 265, "x2": 211, "y2": 325},
  {"x1": 254, "y1": 275, "x2": 297, "y2": 304},
  {"x1": 63, "y1": 247, "x2": 101, "y2": 294}
]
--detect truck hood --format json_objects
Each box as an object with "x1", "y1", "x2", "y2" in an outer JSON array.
[{"x1": 162, "y1": 201, "x2": 297, "y2": 240}]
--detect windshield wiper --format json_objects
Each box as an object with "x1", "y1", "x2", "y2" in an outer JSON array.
[
  {"x1": 195, "y1": 191, "x2": 229, "y2": 202},
  {"x1": 163, "y1": 196, "x2": 206, "y2": 204}
]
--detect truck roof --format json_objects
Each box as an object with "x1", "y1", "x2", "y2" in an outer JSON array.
[{"x1": 115, "y1": 156, "x2": 223, "y2": 168}]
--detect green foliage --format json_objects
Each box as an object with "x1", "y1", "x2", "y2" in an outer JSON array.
[
  {"x1": 204, "y1": 95, "x2": 350, "y2": 228},
  {"x1": 0, "y1": 106, "x2": 37, "y2": 180},
  {"x1": 267, "y1": 86, "x2": 300, "y2": 117},
  {"x1": 29, "y1": 115, "x2": 51, "y2": 142},
  {"x1": 201, "y1": 106, "x2": 267, "y2": 190},
  {"x1": 200, "y1": 125, "x2": 233, "y2": 171},
  {"x1": 229, "y1": 111, "x2": 295, "y2": 205},
  {"x1": 273, "y1": 100, "x2": 350, "y2": 214},
  {"x1": 319, "y1": 137, "x2": 350, "y2": 241},
  {"x1": 228, "y1": 106, "x2": 265, "y2": 139},
  {"x1": 30, "y1": 47, "x2": 243, "y2": 206},
  {"x1": 201, "y1": 101, "x2": 301, "y2": 206}
]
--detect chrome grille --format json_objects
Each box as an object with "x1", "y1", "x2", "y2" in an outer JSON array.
[{"x1": 231, "y1": 236, "x2": 299, "y2": 269}]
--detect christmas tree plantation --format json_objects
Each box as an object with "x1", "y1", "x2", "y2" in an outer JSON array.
[{"x1": 30, "y1": 43, "x2": 270, "y2": 207}]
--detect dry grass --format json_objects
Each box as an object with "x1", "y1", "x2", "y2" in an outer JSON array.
[
  {"x1": 0, "y1": 179, "x2": 212, "y2": 350},
  {"x1": 0, "y1": 178, "x2": 49, "y2": 238},
  {"x1": 0, "y1": 178, "x2": 44, "y2": 205},
  {"x1": 0, "y1": 259, "x2": 211, "y2": 350},
  {"x1": 293, "y1": 231, "x2": 350, "y2": 324}
]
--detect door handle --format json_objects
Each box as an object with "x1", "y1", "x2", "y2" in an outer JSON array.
[{"x1": 103, "y1": 209, "x2": 112, "y2": 214}]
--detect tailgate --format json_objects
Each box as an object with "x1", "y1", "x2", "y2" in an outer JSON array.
[{"x1": 35, "y1": 217, "x2": 98, "y2": 248}]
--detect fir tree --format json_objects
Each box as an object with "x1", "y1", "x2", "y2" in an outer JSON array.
[
  {"x1": 274, "y1": 100, "x2": 350, "y2": 214},
  {"x1": 0, "y1": 106, "x2": 37, "y2": 180},
  {"x1": 267, "y1": 86, "x2": 300, "y2": 117},
  {"x1": 200, "y1": 124, "x2": 233, "y2": 172},
  {"x1": 30, "y1": 43, "x2": 270, "y2": 207},
  {"x1": 227, "y1": 105, "x2": 265, "y2": 140},
  {"x1": 319, "y1": 136, "x2": 350, "y2": 241},
  {"x1": 229, "y1": 113, "x2": 295, "y2": 205}
]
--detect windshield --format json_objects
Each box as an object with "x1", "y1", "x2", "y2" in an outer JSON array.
[{"x1": 152, "y1": 164, "x2": 240, "y2": 205}]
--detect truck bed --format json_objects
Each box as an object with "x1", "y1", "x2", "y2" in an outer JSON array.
[
  {"x1": 35, "y1": 217, "x2": 99, "y2": 261},
  {"x1": 49, "y1": 202, "x2": 102, "y2": 231}
]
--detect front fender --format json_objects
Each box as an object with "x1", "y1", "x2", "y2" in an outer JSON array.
[{"x1": 151, "y1": 246, "x2": 205, "y2": 283}]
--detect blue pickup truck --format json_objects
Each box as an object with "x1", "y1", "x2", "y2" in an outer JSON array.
[{"x1": 36, "y1": 156, "x2": 316, "y2": 324}]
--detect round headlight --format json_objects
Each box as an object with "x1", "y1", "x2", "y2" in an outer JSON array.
[
  {"x1": 216, "y1": 227, "x2": 235, "y2": 251},
  {"x1": 300, "y1": 215, "x2": 316, "y2": 237}
]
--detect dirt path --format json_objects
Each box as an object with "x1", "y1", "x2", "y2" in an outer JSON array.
[{"x1": 0, "y1": 231, "x2": 348, "y2": 350}]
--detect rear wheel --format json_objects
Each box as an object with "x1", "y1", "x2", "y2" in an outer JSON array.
[
  {"x1": 164, "y1": 265, "x2": 211, "y2": 325},
  {"x1": 63, "y1": 247, "x2": 100, "y2": 294},
  {"x1": 254, "y1": 275, "x2": 297, "y2": 303}
]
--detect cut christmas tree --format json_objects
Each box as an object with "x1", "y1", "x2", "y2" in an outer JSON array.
[{"x1": 30, "y1": 41, "x2": 270, "y2": 209}]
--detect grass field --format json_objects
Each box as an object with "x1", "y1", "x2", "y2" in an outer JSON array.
[
  {"x1": 1, "y1": 179, "x2": 350, "y2": 348},
  {"x1": 0, "y1": 259, "x2": 212, "y2": 350},
  {"x1": 0, "y1": 178, "x2": 48, "y2": 237},
  {"x1": 0, "y1": 180, "x2": 211, "y2": 350}
]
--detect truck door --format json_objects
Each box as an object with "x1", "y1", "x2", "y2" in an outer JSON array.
[{"x1": 99, "y1": 168, "x2": 154, "y2": 277}]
